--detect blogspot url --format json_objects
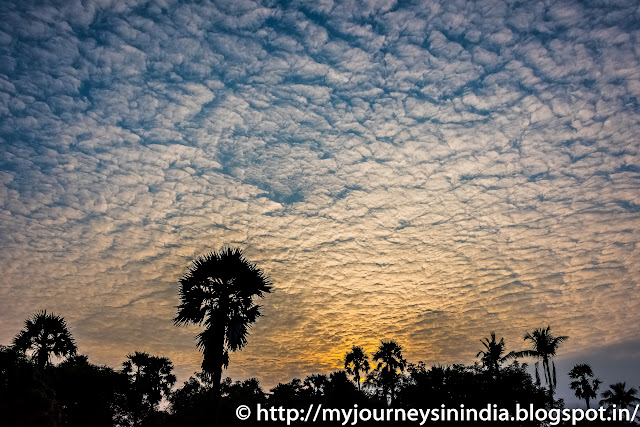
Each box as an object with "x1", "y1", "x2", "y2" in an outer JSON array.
[{"x1": 235, "y1": 403, "x2": 640, "y2": 425}]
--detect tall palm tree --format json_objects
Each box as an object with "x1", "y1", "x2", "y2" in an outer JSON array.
[
  {"x1": 476, "y1": 332, "x2": 515, "y2": 376},
  {"x1": 123, "y1": 351, "x2": 176, "y2": 425},
  {"x1": 174, "y1": 247, "x2": 272, "y2": 398},
  {"x1": 13, "y1": 310, "x2": 77, "y2": 371},
  {"x1": 372, "y1": 340, "x2": 406, "y2": 404},
  {"x1": 568, "y1": 363, "x2": 601, "y2": 409},
  {"x1": 511, "y1": 326, "x2": 568, "y2": 397},
  {"x1": 600, "y1": 382, "x2": 640, "y2": 411},
  {"x1": 344, "y1": 346, "x2": 370, "y2": 391}
]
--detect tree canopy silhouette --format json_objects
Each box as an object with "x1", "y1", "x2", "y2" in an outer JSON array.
[
  {"x1": 123, "y1": 351, "x2": 176, "y2": 425},
  {"x1": 0, "y1": 344, "x2": 60, "y2": 426},
  {"x1": 568, "y1": 363, "x2": 601, "y2": 409},
  {"x1": 344, "y1": 345, "x2": 370, "y2": 391},
  {"x1": 476, "y1": 332, "x2": 516, "y2": 377},
  {"x1": 174, "y1": 247, "x2": 272, "y2": 399},
  {"x1": 600, "y1": 382, "x2": 640, "y2": 411},
  {"x1": 12, "y1": 310, "x2": 77, "y2": 371},
  {"x1": 371, "y1": 339, "x2": 406, "y2": 405},
  {"x1": 53, "y1": 354, "x2": 129, "y2": 427}
]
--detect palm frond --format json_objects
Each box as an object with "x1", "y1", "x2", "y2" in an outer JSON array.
[{"x1": 12, "y1": 310, "x2": 77, "y2": 369}]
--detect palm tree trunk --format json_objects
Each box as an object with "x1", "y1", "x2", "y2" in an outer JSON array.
[
  {"x1": 380, "y1": 368, "x2": 388, "y2": 406},
  {"x1": 133, "y1": 366, "x2": 142, "y2": 426},
  {"x1": 202, "y1": 324, "x2": 226, "y2": 426},
  {"x1": 391, "y1": 380, "x2": 396, "y2": 405},
  {"x1": 544, "y1": 359, "x2": 554, "y2": 397},
  {"x1": 36, "y1": 345, "x2": 48, "y2": 372}
]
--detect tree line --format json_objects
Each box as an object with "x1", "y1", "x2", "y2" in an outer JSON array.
[{"x1": 1, "y1": 247, "x2": 638, "y2": 426}]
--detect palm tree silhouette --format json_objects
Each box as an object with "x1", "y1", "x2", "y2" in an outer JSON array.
[
  {"x1": 174, "y1": 247, "x2": 272, "y2": 398},
  {"x1": 344, "y1": 346, "x2": 370, "y2": 391},
  {"x1": 476, "y1": 332, "x2": 515, "y2": 376},
  {"x1": 12, "y1": 310, "x2": 77, "y2": 371},
  {"x1": 372, "y1": 340, "x2": 406, "y2": 404},
  {"x1": 512, "y1": 326, "x2": 568, "y2": 397},
  {"x1": 600, "y1": 382, "x2": 640, "y2": 411},
  {"x1": 568, "y1": 363, "x2": 601, "y2": 409},
  {"x1": 123, "y1": 351, "x2": 176, "y2": 425}
]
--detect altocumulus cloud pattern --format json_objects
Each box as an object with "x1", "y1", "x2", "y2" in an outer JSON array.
[{"x1": 0, "y1": 0, "x2": 639, "y2": 386}]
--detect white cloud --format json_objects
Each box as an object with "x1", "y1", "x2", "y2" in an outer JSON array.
[{"x1": 0, "y1": 0, "x2": 639, "y2": 391}]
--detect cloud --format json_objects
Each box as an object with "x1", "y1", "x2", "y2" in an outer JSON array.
[{"x1": 0, "y1": 0, "x2": 639, "y2": 393}]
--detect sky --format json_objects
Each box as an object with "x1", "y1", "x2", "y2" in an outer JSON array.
[{"x1": 0, "y1": 0, "x2": 639, "y2": 406}]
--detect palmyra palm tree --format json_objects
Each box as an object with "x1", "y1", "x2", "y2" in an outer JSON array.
[
  {"x1": 174, "y1": 247, "x2": 272, "y2": 398},
  {"x1": 600, "y1": 382, "x2": 640, "y2": 411},
  {"x1": 568, "y1": 363, "x2": 601, "y2": 409},
  {"x1": 372, "y1": 340, "x2": 406, "y2": 404},
  {"x1": 476, "y1": 332, "x2": 515, "y2": 376},
  {"x1": 511, "y1": 326, "x2": 568, "y2": 397},
  {"x1": 13, "y1": 310, "x2": 77, "y2": 371},
  {"x1": 344, "y1": 346, "x2": 370, "y2": 391}
]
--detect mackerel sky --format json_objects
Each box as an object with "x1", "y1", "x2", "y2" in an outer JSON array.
[{"x1": 1, "y1": 0, "x2": 639, "y2": 400}]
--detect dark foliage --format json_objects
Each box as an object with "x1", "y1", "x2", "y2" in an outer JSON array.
[
  {"x1": 397, "y1": 362, "x2": 551, "y2": 426},
  {"x1": 0, "y1": 345, "x2": 60, "y2": 426},
  {"x1": 122, "y1": 351, "x2": 177, "y2": 426},
  {"x1": 51, "y1": 355, "x2": 130, "y2": 427},
  {"x1": 5, "y1": 304, "x2": 635, "y2": 427}
]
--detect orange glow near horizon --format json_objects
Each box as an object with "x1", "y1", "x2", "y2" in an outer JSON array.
[{"x1": 0, "y1": 0, "x2": 639, "y2": 401}]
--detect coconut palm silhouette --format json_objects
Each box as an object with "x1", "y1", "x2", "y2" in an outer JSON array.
[
  {"x1": 600, "y1": 382, "x2": 640, "y2": 411},
  {"x1": 476, "y1": 332, "x2": 516, "y2": 377},
  {"x1": 512, "y1": 326, "x2": 568, "y2": 396},
  {"x1": 12, "y1": 310, "x2": 77, "y2": 371},
  {"x1": 174, "y1": 247, "x2": 272, "y2": 399}
]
